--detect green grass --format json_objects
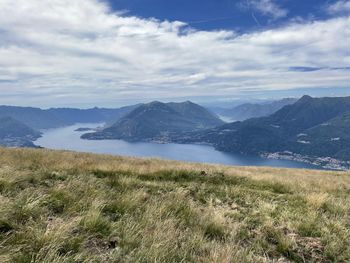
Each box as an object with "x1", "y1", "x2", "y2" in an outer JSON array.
[{"x1": 0, "y1": 147, "x2": 349, "y2": 262}]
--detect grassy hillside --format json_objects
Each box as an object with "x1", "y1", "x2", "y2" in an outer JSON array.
[{"x1": 0, "y1": 148, "x2": 349, "y2": 262}]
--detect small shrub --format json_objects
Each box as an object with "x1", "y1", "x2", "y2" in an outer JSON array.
[{"x1": 203, "y1": 221, "x2": 227, "y2": 241}]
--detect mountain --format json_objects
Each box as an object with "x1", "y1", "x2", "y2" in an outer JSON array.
[
  {"x1": 213, "y1": 98, "x2": 298, "y2": 121},
  {"x1": 0, "y1": 117, "x2": 41, "y2": 147},
  {"x1": 82, "y1": 101, "x2": 224, "y2": 142},
  {"x1": 174, "y1": 96, "x2": 350, "y2": 169},
  {"x1": 167, "y1": 101, "x2": 224, "y2": 128},
  {"x1": 0, "y1": 106, "x2": 67, "y2": 129}
]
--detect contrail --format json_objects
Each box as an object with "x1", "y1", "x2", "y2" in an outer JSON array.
[
  {"x1": 186, "y1": 16, "x2": 238, "y2": 25},
  {"x1": 246, "y1": 0, "x2": 261, "y2": 26},
  {"x1": 251, "y1": 12, "x2": 261, "y2": 26}
]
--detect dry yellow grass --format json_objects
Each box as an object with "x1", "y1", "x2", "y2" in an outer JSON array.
[{"x1": 0, "y1": 147, "x2": 349, "y2": 262}]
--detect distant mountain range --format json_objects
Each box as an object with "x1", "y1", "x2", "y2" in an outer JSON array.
[
  {"x1": 174, "y1": 95, "x2": 350, "y2": 169},
  {"x1": 211, "y1": 98, "x2": 298, "y2": 121},
  {"x1": 2, "y1": 96, "x2": 350, "y2": 169},
  {"x1": 82, "y1": 101, "x2": 224, "y2": 142},
  {"x1": 0, "y1": 105, "x2": 139, "y2": 130},
  {"x1": 0, "y1": 106, "x2": 67, "y2": 129},
  {"x1": 47, "y1": 105, "x2": 139, "y2": 126}
]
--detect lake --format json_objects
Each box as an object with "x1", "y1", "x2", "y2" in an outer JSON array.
[{"x1": 35, "y1": 123, "x2": 320, "y2": 170}]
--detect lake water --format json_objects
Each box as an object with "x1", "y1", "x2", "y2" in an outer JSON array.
[{"x1": 35, "y1": 123, "x2": 320, "y2": 170}]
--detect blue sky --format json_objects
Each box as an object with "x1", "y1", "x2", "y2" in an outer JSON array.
[
  {"x1": 0, "y1": 0, "x2": 350, "y2": 107},
  {"x1": 108, "y1": 0, "x2": 332, "y2": 31}
]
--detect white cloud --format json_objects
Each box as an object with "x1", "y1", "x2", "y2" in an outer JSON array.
[
  {"x1": 244, "y1": 0, "x2": 288, "y2": 20},
  {"x1": 327, "y1": 0, "x2": 350, "y2": 14},
  {"x1": 0, "y1": 0, "x2": 349, "y2": 107}
]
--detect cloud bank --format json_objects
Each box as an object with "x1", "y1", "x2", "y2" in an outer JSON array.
[
  {"x1": 327, "y1": 0, "x2": 350, "y2": 14},
  {"x1": 0, "y1": 0, "x2": 349, "y2": 106}
]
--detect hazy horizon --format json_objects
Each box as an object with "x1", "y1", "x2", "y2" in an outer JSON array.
[{"x1": 1, "y1": 89, "x2": 350, "y2": 109}]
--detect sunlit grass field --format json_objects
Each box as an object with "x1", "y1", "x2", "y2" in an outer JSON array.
[{"x1": 0, "y1": 147, "x2": 349, "y2": 262}]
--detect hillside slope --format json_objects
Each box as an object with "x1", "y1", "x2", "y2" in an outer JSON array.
[
  {"x1": 289, "y1": 111, "x2": 350, "y2": 160},
  {"x1": 0, "y1": 148, "x2": 349, "y2": 262},
  {"x1": 0, "y1": 117, "x2": 41, "y2": 147}
]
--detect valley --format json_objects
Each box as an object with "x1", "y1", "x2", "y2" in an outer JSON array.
[{"x1": 2, "y1": 96, "x2": 350, "y2": 170}]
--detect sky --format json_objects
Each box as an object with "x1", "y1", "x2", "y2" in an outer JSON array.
[{"x1": 0, "y1": 0, "x2": 350, "y2": 107}]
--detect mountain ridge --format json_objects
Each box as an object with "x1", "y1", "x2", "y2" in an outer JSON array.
[
  {"x1": 173, "y1": 96, "x2": 350, "y2": 169},
  {"x1": 0, "y1": 105, "x2": 139, "y2": 130}
]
